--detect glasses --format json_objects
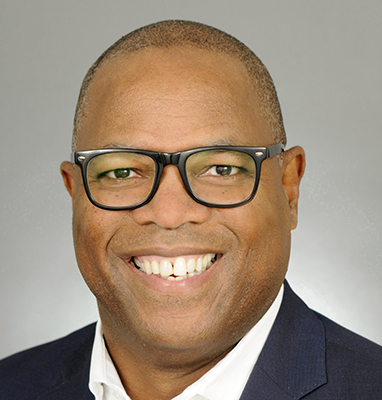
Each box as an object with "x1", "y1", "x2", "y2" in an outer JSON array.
[{"x1": 71, "y1": 143, "x2": 284, "y2": 210}]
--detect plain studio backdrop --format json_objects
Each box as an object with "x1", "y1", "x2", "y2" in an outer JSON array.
[{"x1": 1, "y1": 0, "x2": 381, "y2": 359}]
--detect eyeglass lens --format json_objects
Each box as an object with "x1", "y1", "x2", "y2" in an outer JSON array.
[{"x1": 86, "y1": 150, "x2": 257, "y2": 207}]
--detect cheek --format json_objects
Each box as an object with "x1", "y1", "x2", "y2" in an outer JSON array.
[
  {"x1": 221, "y1": 180, "x2": 291, "y2": 295},
  {"x1": 225, "y1": 186, "x2": 290, "y2": 256},
  {"x1": 72, "y1": 196, "x2": 118, "y2": 291}
]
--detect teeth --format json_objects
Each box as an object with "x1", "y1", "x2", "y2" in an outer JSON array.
[
  {"x1": 159, "y1": 259, "x2": 172, "y2": 277},
  {"x1": 186, "y1": 258, "x2": 196, "y2": 273},
  {"x1": 151, "y1": 260, "x2": 160, "y2": 275},
  {"x1": 133, "y1": 253, "x2": 217, "y2": 280},
  {"x1": 144, "y1": 260, "x2": 153, "y2": 275},
  {"x1": 188, "y1": 272, "x2": 202, "y2": 278},
  {"x1": 173, "y1": 257, "x2": 187, "y2": 277},
  {"x1": 196, "y1": 257, "x2": 203, "y2": 272}
]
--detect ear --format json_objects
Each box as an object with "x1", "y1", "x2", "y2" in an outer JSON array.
[
  {"x1": 281, "y1": 146, "x2": 306, "y2": 230},
  {"x1": 60, "y1": 161, "x2": 76, "y2": 204}
]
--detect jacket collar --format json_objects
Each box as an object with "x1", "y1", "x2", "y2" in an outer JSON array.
[{"x1": 240, "y1": 281, "x2": 327, "y2": 400}]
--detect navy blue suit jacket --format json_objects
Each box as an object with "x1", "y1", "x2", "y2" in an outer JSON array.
[{"x1": 1, "y1": 282, "x2": 382, "y2": 399}]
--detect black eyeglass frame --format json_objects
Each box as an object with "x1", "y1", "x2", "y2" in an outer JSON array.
[{"x1": 71, "y1": 143, "x2": 284, "y2": 210}]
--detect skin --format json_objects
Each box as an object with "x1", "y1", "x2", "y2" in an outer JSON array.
[{"x1": 61, "y1": 47, "x2": 305, "y2": 400}]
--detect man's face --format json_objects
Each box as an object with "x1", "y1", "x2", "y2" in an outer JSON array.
[{"x1": 62, "y1": 48, "x2": 303, "y2": 363}]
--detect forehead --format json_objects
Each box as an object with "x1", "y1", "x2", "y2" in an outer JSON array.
[{"x1": 77, "y1": 48, "x2": 273, "y2": 150}]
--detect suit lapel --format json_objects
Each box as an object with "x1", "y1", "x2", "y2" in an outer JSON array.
[{"x1": 240, "y1": 282, "x2": 327, "y2": 400}]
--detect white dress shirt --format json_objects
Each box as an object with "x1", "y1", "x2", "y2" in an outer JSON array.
[{"x1": 89, "y1": 284, "x2": 284, "y2": 400}]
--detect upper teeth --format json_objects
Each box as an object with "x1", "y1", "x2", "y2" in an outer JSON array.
[{"x1": 133, "y1": 254, "x2": 216, "y2": 280}]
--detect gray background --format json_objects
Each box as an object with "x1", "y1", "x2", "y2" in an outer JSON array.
[{"x1": 1, "y1": 0, "x2": 381, "y2": 359}]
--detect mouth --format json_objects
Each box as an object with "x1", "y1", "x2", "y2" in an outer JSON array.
[{"x1": 131, "y1": 253, "x2": 218, "y2": 281}]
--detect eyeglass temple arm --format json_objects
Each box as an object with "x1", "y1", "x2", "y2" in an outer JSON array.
[{"x1": 267, "y1": 143, "x2": 284, "y2": 158}]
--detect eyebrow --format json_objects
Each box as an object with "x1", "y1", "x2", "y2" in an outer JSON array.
[
  {"x1": 101, "y1": 143, "x2": 131, "y2": 149},
  {"x1": 100, "y1": 138, "x2": 247, "y2": 150}
]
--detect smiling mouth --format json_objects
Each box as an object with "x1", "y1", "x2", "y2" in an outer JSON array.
[{"x1": 131, "y1": 253, "x2": 218, "y2": 281}]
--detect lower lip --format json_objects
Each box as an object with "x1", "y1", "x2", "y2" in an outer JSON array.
[{"x1": 125, "y1": 256, "x2": 221, "y2": 294}]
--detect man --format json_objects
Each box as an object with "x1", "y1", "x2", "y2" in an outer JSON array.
[{"x1": 1, "y1": 20, "x2": 381, "y2": 400}]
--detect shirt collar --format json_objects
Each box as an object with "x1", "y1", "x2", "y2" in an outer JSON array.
[
  {"x1": 89, "y1": 321, "x2": 128, "y2": 400},
  {"x1": 89, "y1": 284, "x2": 284, "y2": 400}
]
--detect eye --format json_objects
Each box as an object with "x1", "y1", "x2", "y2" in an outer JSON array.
[
  {"x1": 205, "y1": 165, "x2": 240, "y2": 176},
  {"x1": 99, "y1": 168, "x2": 139, "y2": 179}
]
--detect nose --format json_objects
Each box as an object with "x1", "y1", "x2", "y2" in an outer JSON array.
[{"x1": 130, "y1": 165, "x2": 211, "y2": 229}]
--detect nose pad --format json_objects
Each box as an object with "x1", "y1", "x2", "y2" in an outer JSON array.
[{"x1": 131, "y1": 165, "x2": 211, "y2": 228}]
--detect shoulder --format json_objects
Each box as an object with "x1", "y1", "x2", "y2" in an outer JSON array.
[
  {"x1": 315, "y1": 311, "x2": 382, "y2": 376},
  {"x1": 303, "y1": 312, "x2": 382, "y2": 398},
  {"x1": 283, "y1": 282, "x2": 382, "y2": 367},
  {"x1": 255, "y1": 282, "x2": 382, "y2": 399},
  {"x1": 0, "y1": 323, "x2": 96, "y2": 399}
]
